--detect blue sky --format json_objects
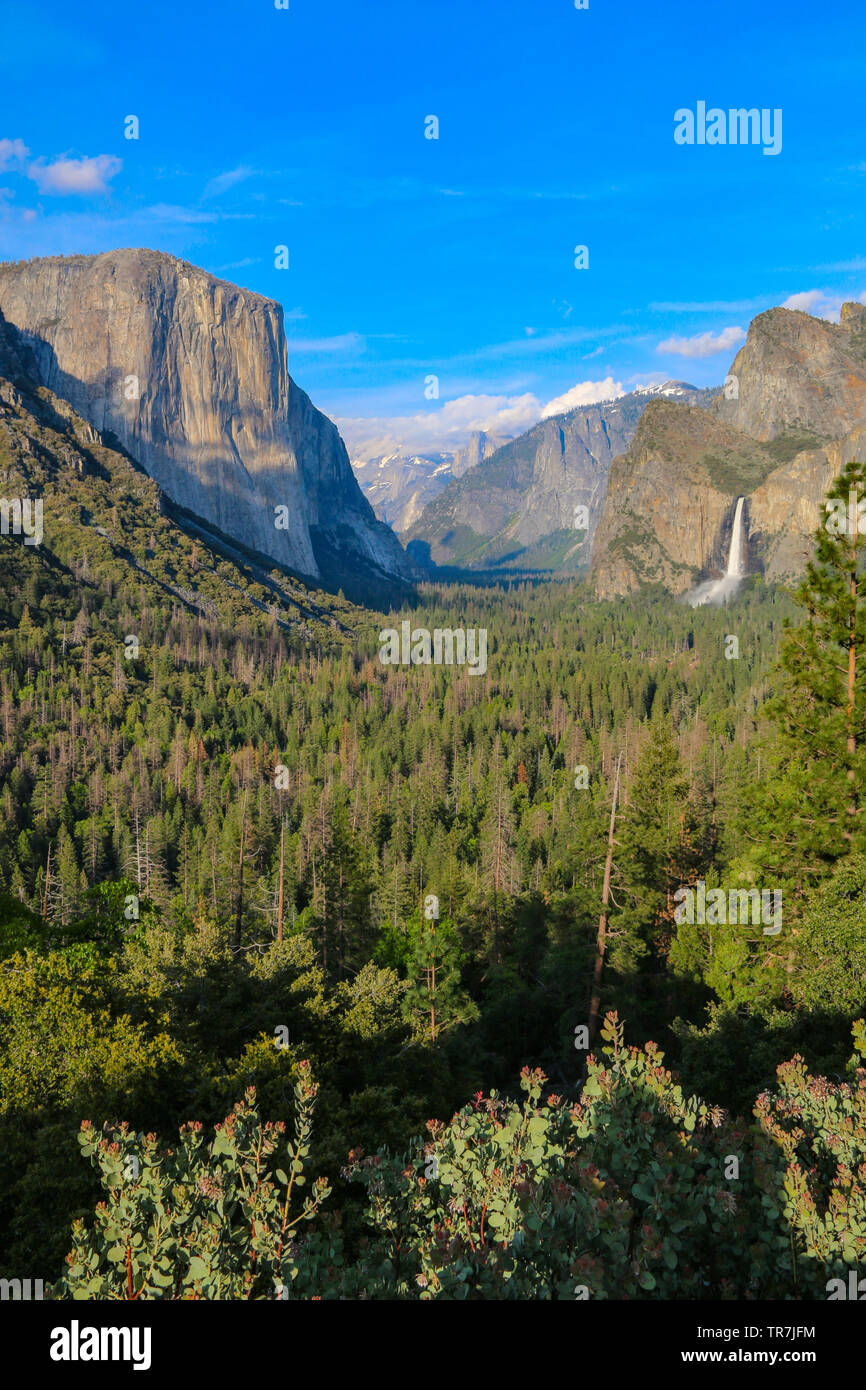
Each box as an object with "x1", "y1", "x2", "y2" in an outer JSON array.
[{"x1": 1, "y1": 0, "x2": 865, "y2": 455}]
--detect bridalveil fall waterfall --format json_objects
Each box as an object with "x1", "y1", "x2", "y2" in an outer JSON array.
[{"x1": 687, "y1": 496, "x2": 746, "y2": 607}]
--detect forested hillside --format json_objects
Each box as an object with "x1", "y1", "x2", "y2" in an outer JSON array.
[{"x1": 2, "y1": 460, "x2": 866, "y2": 1298}]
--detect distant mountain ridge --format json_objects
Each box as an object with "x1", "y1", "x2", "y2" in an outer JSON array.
[
  {"x1": 403, "y1": 383, "x2": 713, "y2": 573},
  {"x1": 350, "y1": 430, "x2": 503, "y2": 533},
  {"x1": 0, "y1": 248, "x2": 414, "y2": 602},
  {"x1": 352, "y1": 452, "x2": 455, "y2": 532}
]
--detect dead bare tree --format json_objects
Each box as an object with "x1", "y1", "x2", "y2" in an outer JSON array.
[{"x1": 588, "y1": 751, "x2": 623, "y2": 1047}]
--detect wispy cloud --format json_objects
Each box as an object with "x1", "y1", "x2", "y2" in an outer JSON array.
[
  {"x1": 657, "y1": 326, "x2": 746, "y2": 359},
  {"x1": 288, "y1": 331, "x2": 366, "y2": 354},
  {"x1": 812, "y1": 258, "x2": 866, "y2": 272},
  {"x1": 450, "y1": 325, "x2": 624, "y2": 367},
  {"x1": 649, "y1": 298, "x2": 767, "y2": 314},
  {"x1": 782, "y1": 287, "x2": 866, "y2": 321},
  {"x1": 202, "y1": 165, "x2": 256, "y2": 200},
  {"x1": 27, "y1": 153, "x2": 122, "y2": 196},
  {"x1": 144, "y1": 202, "x2": 255, "y2": 224},
  {"x1": 213, "y1": 256, "x2": 261, "y2": 272},
  {"x1": 143, "y1": 202, "x2": 218, "y2": 224}
]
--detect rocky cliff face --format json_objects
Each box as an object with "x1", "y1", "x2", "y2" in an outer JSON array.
[
  {"x1": 590, "y1": 303, "x2": 866, "y2": 598},
  {"x1": 451, "y1": 430, "x2": 503, "y2": 479},
  {"x1": 0, "y1": 249, "x2": 413, "y2": 595},
  {"x1": 716, "y1": 303, "x2": 866, "y2": 442},
  {"x1": 405, "y1": 383, "x2": 711, "y2": 573},
  {"x1": 0, "y1": 305, "x2": 362, "y2": 641},
  {"x1": 589, "y1": 404, "x2": 748, "y2": 596}
]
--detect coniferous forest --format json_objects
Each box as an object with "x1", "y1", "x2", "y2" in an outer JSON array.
[{"x1": 1, "y1": 462, "x2": 865, "y2": 1306}]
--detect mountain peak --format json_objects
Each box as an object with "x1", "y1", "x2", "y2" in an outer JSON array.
[
  {"x1": 715, "y1": 299, "x2": 866, "y2": 443},
  {"x1": 590, "y1": 297, "x2": 866, "y2": 599},
  {"x1": 841, "y1": 300, "x2": 866, "y2": 328},
  {"x1": 633, "y1": 380, "x2": 698, "y2": 399}
]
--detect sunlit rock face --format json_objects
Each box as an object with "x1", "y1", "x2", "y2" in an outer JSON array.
[
  {"x1": 0, "y1": 248, "x2": 413, "y2": 592},
  {"x1": 591, "y1": 304, "x2": 866, "y2": 598}
]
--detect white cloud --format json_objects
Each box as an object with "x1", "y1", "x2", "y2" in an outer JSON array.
[
  {"x1": 339, "y1": 392, "x2": 539, "y2": 458},
  {"x1": 782, "y1": 289, "x2": 833, "y2": 315},
  {"x1": 657, "y1": 326, "x2": 746, "y2": 359},
  {"x1": 628, "y1": 372, "x2": 671, "y2": 389},
  {"x1": 780, "y1": 288, "x2": 866, "y2": 322},
  {"x1": 339, "y1": 378, "x2": 627, "y2": 459},
  {"x1": 541, "y1": 376, "x2": 624, "y2": 417},
  {"x1": 213, "y1": 256, "x2": 259, "y2": 271},
  {"x1": 0, "y1": 138, "x2": 29, "y2": 172},
  {"x1": 27, "y1": 154, "x2": 121, "y2": 195}
]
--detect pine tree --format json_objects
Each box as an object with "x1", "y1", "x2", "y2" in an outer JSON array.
[
  {"x1": 480, "y1": 740, "x2": 519, "y2": 957},
  {"x1": 613, "y1": 715, "x2": 702, "y2": 962},
  {"x1": 53, "y1": 826, "x2": 83, "y2": 926},
  {"x1": 403, "y1": 914, "x2": 478, "y2": 1043},
  {"x1": 738, "y1": 460, "x2": 866, "y2": 899},
  {"x1": 321, "y1": 798, "x2": 373, "y2": 980}
]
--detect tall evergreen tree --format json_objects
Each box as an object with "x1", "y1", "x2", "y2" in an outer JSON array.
[
  {"x1": 743, "y1": 459, "x2": 866, "y2": 895},
  {"x1": 321, "y1": 796, "x2": 374, "y2": 980},
  {"x1": 403, "y1": 914, "x2": 478, "y2": 1043},
  {"x1": 613, "y1": 715, "x2": 703, "y2": 963}
]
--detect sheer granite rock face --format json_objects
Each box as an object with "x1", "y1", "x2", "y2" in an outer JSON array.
[
  {"x1": 589, "y1": 403, "x2": 744, "y2": 598},
  {"x1": 715, "y1": 304, "x2": 866, "y2": 443},
  {"x1": 590, "y1": 304, "x2": 866, "y2": 598},
  {"x1": 0, "y1": 249, "x2": 413, "y2": 590}
]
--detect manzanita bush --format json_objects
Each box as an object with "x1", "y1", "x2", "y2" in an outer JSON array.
[
  {"x1": 753, "y1": 1017, "x2": 866, "y2": 1291},
  {"x1": 54, "y1": 1015, "x2": 865, "y2": 1300},
  {"x1": 343, "y1": 1014, "x2": 755, "y2": 1299},
  {"x1": 53, "y1": 1062, "x2": 336, "y2": 1300}
]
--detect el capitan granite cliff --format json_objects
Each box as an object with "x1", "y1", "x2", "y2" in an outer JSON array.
[{"x1": 0, "y1": 249, "x2": 414, "y2": 601}]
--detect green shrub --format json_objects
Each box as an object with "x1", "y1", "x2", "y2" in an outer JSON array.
[
  {"x1": 51, "y1": 1015, "x2": 866, "y2": 1300},
  {"x1": 754, "y1": 1019, "x2": 866, "y2": 1290},
  {"x1": 53, "y1": 1064, "x2": 333, "y2": 1300}
]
